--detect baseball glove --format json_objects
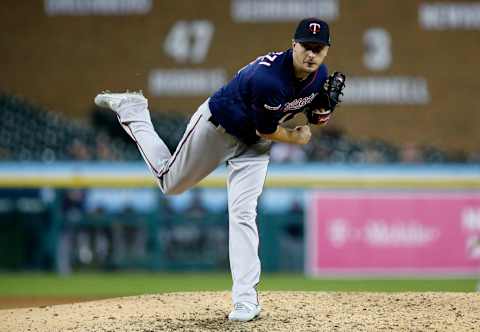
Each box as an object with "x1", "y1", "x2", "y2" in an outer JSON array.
[{"x1": 305, "y1": 71, "x2": 346, "y2": 125}]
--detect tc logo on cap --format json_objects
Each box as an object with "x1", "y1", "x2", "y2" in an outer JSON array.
[{"x1": 309, "y1": 23, "x2": 321, "y2": 34}]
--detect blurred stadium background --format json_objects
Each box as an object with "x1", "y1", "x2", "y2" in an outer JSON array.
[{"x1": 1, "y1": 0, "x2": 480, "y2": 307}]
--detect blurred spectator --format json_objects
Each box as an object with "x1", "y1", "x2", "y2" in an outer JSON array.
[
  {"x1": 0, "y1": 147, "x2": 11, "y2": 160},
  {"x1": 57, "y1": 189, "x2": 87, "y2": 275},
  {"x1": 68, "y1": 139, "x2": 91, "y2": 160},
  {"x1": 270, "y1": 142, "x2": 307, "y2": 163},
  {"x1": 355, "y1": 145, "x2": 386, "y2": 164},
  {"x1": 469, "y1": 150, "x2": 480, "y2": 163},
  {"x1": 111, "y1": 206, "x2": 148, "y2": 266},
  {"x1": 306, "y1": 126, "x2": 345, "y2": 161},
  {"x1": 158, "y1": 195, "x2": 175, "y2": 217},
  {"x1": 94, "y1": 132, "x2": 117, "y2": 160},
  {"x1": 281, "y1": 196, "x2": 304, "y2": 272},
  {"x1": 289, "y1": 197, "x2": 304, "y2": 215},
  {"x1": 186, "y1": 189, "x2": 208, "y2": 219},
  {"x1": 400, "y1": 143, "x2": 423, "y2": 164},
  {"x1": 62, "y1": 189, "x2": 86, "y2": 221}
]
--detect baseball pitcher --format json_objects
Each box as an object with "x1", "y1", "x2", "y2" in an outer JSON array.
[{"x1": 94, "y1": 17, "x2": 345, "y2": 322}]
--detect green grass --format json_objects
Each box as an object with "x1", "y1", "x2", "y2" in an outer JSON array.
[{"x1": 0, "y1": 273, "x2": 477, "y2": 297}]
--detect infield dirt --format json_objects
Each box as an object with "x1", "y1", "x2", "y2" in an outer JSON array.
[{"x1": 1, "y1": 291, "x2": 479, "y2": 331}]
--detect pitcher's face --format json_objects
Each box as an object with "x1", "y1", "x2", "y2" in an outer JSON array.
[{"x1": 292, "y1": 41, "x2": 329, "y2": 78}]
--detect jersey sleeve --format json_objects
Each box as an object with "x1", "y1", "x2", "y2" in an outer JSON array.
[{"x1": 250, "y1": 74, "x2": 286, "y2": 134}]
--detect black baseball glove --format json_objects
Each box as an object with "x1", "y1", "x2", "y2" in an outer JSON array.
[{"x1": 305, "y1": 71, "x2": 346, "y2": 125}]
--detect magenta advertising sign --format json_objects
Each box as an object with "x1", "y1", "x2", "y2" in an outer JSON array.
[{"x1": 306, "y1": 192, "x2": 480, "y2": 276}]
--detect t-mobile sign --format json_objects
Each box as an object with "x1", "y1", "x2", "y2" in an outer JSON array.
[{"x1": 306, "y1": 192, "x2": 480, "y2": 276}]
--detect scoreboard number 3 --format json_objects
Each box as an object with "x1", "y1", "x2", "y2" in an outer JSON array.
[{"x1": 363, "y1": 28, "x2": 392, "y2": 71}]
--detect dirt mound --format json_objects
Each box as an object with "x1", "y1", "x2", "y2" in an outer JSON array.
[{"x1": 1, "y1": 291, "x2": 479, "y2": 331}]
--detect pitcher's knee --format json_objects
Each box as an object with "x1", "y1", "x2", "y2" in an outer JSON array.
[{"x1": 158, "y1": 180, "x2": 187, "y2": 196}]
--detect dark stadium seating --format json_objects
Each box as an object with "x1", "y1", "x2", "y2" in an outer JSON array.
[
  {"x1": 0, "y1": 93, "x2": 469, "y2": 163},
  {"x1": 0, "y1": 93, "x2": 187, "y2": 162}
]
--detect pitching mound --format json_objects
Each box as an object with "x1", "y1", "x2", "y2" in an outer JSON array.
[{"x1": 1, "y1": 291, "x2": 479, "y2": 331}]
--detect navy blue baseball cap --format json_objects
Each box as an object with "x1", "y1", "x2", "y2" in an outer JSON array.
[{"x1": 294, "y1": 18, "x2": 331, "y2": 46}]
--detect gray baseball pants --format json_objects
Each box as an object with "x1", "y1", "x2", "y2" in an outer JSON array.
[{"x1": 121, "y1": 98, "x2": 270, "y2": 305}]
